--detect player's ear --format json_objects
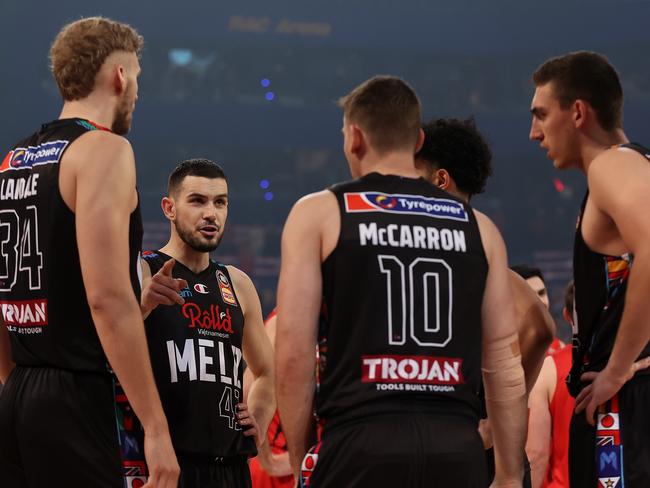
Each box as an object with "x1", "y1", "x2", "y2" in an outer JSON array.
[
  {"x1": 350, "y1": 124, "x2": 366, "y2": 158},
  {"x1": 414, "y1": 128, "x2": 425, "y2": 153},
  {"x1": 434, "y1": 169, "x2": 452, "y2": 190},
  {"x1": 112, "y1": 64, "x2": 126, "y2": 96},
  {"x1": 562, "y1": 306, "x2": 574, "y2": 326},
  {"x1": 573, "y1": 99, "x2": 588, "y2": 129},
  {"x1": 161, "y1": 196, "x2": 175, "y2": 220}
]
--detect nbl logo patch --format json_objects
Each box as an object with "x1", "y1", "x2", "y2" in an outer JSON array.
[
  {"x1": 216, "y1": 270, "x2": 238, "y2": 307},
  {"x1": 344, "y1": 192, "x2": 468, "y2": 222}
]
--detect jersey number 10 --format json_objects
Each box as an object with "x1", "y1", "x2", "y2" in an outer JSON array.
[{"x1": 378, "y1": 255, "x2": 453, "y2": 348}]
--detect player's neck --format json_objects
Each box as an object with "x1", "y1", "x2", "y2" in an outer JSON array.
[
  {"x1": 59, "y1": 96, "x2": 114, "y2": 130},
  {"x1": 359, "y1": 150, "x2": 420, "y2": 179},
  {"x1": 580, "y1": 128, "x2": 628, "y2": 173},
  {"x1": 160, "y1": 238, "x2": 210, "y2": 274}
]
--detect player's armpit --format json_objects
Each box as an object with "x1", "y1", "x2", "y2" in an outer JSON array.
[{"x1": 587, "y1": 148, "x2": 650, "y2": 255}]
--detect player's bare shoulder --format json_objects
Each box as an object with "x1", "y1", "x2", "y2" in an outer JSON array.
[
  {"x1": 284, "y1": 189, "x2": 339, "y2": 258},
  {"x1": 289, "y1": 190, "x2": 338, "y2": 223},
  {"x1": 59, "y1": 131, "x2": 136, "y2": 211},
  {"x1": 70, "y1": 130, "x2": 135, "y2": 169},
  {"x1": 225, "y1": 265, "x2": 257, "y2": 314},
  {"x1": 588, "y1": 146, "x2": 650, "y2": 191},
  {"x1": 472, "y1": 208, "x2": 506, "y2": 260}
]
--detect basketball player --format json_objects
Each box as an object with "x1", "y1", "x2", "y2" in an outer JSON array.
[
  {"x1": 415, "y1": 117, "x2": 556, "y2": 391},
  {"x1": 510, "y1": 265, "x2": 564, "y2": 355},
  {"x1": 530, "y1": 51, "x2": 650, "y2": 487},
  {"x1": 510, "y1": 265, "x2": 550, "y2": 309},
  {"x1": 525, "y1": 281, "x2": 575, "y2": 488},
  {"x1": 139, "y1": 159, "x2": 275, "y2": 487},
  {"x1": 0, "y1": 17, "x2": 179, "y2": 488},
  {"x1": 415, "y1": 116, "x2": 555, "y2": 488},
  {"x1": 276, "y1": 76, "x2": 527, "y2": 487}
]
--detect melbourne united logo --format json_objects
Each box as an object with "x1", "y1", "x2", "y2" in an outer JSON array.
[{"x1": 344, "y1": 192, "x2": 468, "y2": 222}]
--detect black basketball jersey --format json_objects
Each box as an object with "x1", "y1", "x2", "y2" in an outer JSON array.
[
  {"x1": 0, "y1": 118, "x2": 143, "y2": 372},
  {"x1": 569, "y1": 143, "x2": 650, "y2": 396},
  {"x1": 142, "y1": 251, "x2": 256, "y2": 458},
  {"x1": 318, "y1": 173, "x2": 489, "y2": 427}
]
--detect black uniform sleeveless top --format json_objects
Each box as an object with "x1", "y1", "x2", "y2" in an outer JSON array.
[
  {"x1": 317, "y1": 173, "x2": 489, "y2": 427},
  {"x1": 569, "y1": 143, "x2": 650, "y2": 396},
  {"x1": 0, "y1": 118, "x2": 143, "y2": 372},
  {"x1": 142, "y1": 251, "x2": 256, "y2": 458}
]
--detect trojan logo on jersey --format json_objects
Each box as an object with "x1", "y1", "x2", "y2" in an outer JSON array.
[
  {"x1": 194, "y1": 283, "x2": 210, "y2": 294},
  {"x1": 0, "y1": 140, "x2": 68, "y2": 173},
  {"x1": 344, "y1": 192, "x2": 468, "y2": 222},
  {"x1": 361, "y1": 354, "x2": 464, "y2": 385},
  {"x1": 0, "y1": 299, "x2": 48, "y2": 326}
]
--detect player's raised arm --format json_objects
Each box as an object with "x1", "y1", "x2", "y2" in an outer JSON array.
[
  {"x1": 476, "y1": 210, "x2": 527, "y2": 487},
  {"x1": 276, "y1": 191, "x2": 335, "y2": 477},
  {"x1": 74, "y1": 131, "x2": 179, "y2": 487}
]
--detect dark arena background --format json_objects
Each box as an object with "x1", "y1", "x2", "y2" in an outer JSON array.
[{"x1": 3, "y1": 0, "x2": 650, "y2": 341}]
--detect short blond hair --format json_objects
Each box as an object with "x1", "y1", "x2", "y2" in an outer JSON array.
[{"x1": 50, "y1": 17, "x2": 143, "y2": 101}]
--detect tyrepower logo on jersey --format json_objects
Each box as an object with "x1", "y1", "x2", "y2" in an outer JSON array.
[
  {"x1": 182, "y1": 302, "x2": 234, "y2": 334},
  {"x1": 0, "y1": 140, "x2": 68, "y2": 173},
  {"x1": 0, "y1": 299, "x2": 48, "y2": 334},
  {"x1": 344, "y1": 192, "x2": 468, "y2": 222},
  {"x1": 362, "y1": 354, "x2": 463, "y2": 391}
]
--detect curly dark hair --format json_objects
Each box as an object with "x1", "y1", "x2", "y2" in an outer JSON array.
[{"x1": 416, "y1": 118, "x2": 492, "y2": 197}]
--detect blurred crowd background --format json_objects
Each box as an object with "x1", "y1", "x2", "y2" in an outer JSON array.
[{"x1": 3, "y1": 0, "x2": 650, "y2": 339}]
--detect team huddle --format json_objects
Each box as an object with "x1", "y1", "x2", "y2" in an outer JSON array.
[{"x1": 1, "y1": 15, "x2": 650, "y2": 488}]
